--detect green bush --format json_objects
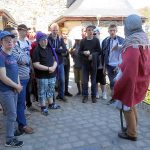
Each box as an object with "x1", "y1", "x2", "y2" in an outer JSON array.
[{"x1": 144, "y1": 87, "x2": 150, "y2": 105}]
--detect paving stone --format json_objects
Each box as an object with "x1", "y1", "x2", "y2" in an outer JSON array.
[
  {"x1": 73, "y1": 144, "x2": 102, "y2": 150},
  {"x1": 58, "y1": 143, "x2": 72, "y2": 150},
  {"x1": 0, "y1": 70, "x2": 150, "y2": 150},
  {"x1": 68, "y1": 136, "x2": 79, "y2": 142},
  {"x1": 87, "y1": 137, "x2": 98, "y2": 144},
  {"x1": 72, "y1": 141, "x2": 86, "y2": 148}
]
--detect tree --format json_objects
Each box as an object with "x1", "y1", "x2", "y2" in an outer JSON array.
[{"x1": 138, "y1": 7, "x2": 150, "y2": 37}]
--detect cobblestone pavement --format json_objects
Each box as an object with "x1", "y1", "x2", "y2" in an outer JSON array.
[{"x1": 0, "y1": 72, "x2": 150, "y2": 150}]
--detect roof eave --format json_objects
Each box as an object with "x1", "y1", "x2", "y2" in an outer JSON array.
[{"x1": 52, "y1": 15, "x2": 147, "y2": 25}]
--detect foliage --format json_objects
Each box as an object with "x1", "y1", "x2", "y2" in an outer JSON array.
[
  {"x1": 138, "y1": 7, "x2": 150, "y2": 21},
  {"x1": 138, "y1": 7, "x2": 150, "y2": 38},
  {"x1": 144, "y1": 87, "x2": 150, "y2": 105}
]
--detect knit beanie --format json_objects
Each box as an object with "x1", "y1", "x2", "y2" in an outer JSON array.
[
  {"x1": 124, "y1": 14, "x2": 143, "y2": 37},
  {"x1": 36, "y1": 31, "x2": 47, "y2": 43}
]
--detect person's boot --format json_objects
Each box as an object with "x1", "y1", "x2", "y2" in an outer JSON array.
[
  {"x1": 92, "y1": 96, "x2": 97, "y2": 103},
  {"x1": 65, "y1": 91, "x2": 73, "y2": 97},
  {"x1": 82, "y1": 96, "x2": 88, "y2": 103}
]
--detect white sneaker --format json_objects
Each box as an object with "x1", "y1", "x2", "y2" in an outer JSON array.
[
  {"x1": 96, "y1": 93, "x2": 100, "y2": 99},
  {"x1": 102, "y1": 92, "x2": 107, "y2": 100}
]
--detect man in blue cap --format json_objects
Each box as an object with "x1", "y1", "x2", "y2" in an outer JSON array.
[{"x1": 0, "y1": 31, "x2": 24, "y2": 147}]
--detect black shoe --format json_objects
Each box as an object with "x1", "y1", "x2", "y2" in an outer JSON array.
[
  {"x1": 107, "y1": 99, "x2": 116, "y2": 105},
  {"x1": 14, "y1": 129, "x2": 24, "y2": 136},
  {"x1": 57, "y1": 95, "x2": 67, "y2": 102},
  {"x1": 5, "y1": 138, "x2": 24, "y2": 147},
  {"x1": 118, "y1": 132, "x2": 137, "y2": 141},
  {"x1": 82, "y1": 96, "x2": 88, "y2": 103},
  {"x1": 122, "y1": 127, "x2": 127, "y2": 132},
  {"x1": 61, "y1": 97, "x2": 68, "y2": 102},
  {"x1": 76, "y1": 92, "x2": 81, "y2": 95},
  {"x1": 65, "y1": 92, "x2": 73, "y2": 97},
  {"x1": 56, "y1": 95, "x2": 61, "y2": 99},
  {"x1": 92, "y1": 97, "x2": 97, "y2": 103}
]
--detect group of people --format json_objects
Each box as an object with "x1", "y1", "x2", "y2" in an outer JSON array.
[{"x1": 0, "y1": 14, "x2": 150, "y2": 148}]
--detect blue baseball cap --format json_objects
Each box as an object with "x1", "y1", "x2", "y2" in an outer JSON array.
[{"x1": 0, "y1": 31, "x2": 15, "y2": 41}]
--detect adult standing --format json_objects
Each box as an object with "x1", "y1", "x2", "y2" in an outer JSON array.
[
  {"x1": 102, "y1": 24, "x2": 124, "y2": 104},
  {"x1": 13, "y1": 24, "x2": 33, "y2": 134},
  {"x1": 61, "y1": 28, "x2": 73, "y2": 97},
  {"x1": 70, "y1": 37, "x2": 82, "y2": 95},
  {"x1": 0, "y1": 31, "x2": 23, "y2": 147},
  {"x1": 93, "y1": 27, "x2": 107, "y2": 100},
  {"x1": 32, "y1": 32, "x2": 59, "y2": 116},
  {"x1": 48, "y1": 23, "x2": 67, "y2": 101},
  {"x1": 113, "y1": 14, "x2": 150, "y2": 141},
  {"x1": 79, "y1": 25, "x2": 101, "y2": 103},
  {"x1": 17, "y1": 24, "x2": 33, "y2": 110}
]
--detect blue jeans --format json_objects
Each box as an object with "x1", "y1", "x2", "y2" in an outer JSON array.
[
  {"x1": 0, "y1": 90, "x2": 18, "y2": 141},
  {"x1": 106, "y1": 65, "x2": 117, "y2": 89},
  {"x1": 82, "y1": 62, "x2": 97, "y2": 97},
  {"x1": 57, "y1": 64, "x2": 65, "y2": 98},
  {"x1": 17, "y1": 79, "x2": 29, "y2": 128}
]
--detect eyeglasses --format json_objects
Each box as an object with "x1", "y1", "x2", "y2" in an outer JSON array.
[
  {"x1": 3, "y1": 38, "x2": 13, "y2": 43},
  {"x1": 109, "y1": 29, "x2": 117, "y2": 32},
  {"x1": 14, "y1": 35, "x2": 18, "y2": 38}
]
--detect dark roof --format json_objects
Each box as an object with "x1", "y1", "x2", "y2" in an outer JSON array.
[
  {"x1": 51, "y1": 0, "x2": 147, "y2": 26},
  {"x1": 64, "y1": 0, "x2": 139, "y2": 17}
]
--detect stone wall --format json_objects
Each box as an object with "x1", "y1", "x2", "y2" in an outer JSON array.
[{"x1": 0, "y1": 0, "x2": 69, "y2": 32}]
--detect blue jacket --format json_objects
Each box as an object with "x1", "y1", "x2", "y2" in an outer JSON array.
[{"x1": 101, "y1": 36, "x2": 124, "y2": 65}]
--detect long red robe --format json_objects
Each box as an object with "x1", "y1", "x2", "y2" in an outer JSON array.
[{"x1": 113, "y1": 45, "x2": 150, "y2": 107}]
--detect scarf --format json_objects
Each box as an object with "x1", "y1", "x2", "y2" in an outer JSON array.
[{"x1": 122, "y1": 32, "x2": 149, "y2": 51}]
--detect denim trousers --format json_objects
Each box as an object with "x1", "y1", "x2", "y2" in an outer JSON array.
[
  {"x1": 57, "y1": 63, "x2": 65, "y2": 98},
  {"x1": 106, "y1": 65, "x2": 117, "y2": 89},
  {"x1": 17, "y1": 79, "x2": 29, "y2": 128},
  {"x1": 0, "y1": 90, "x2": 18, "y2": 141},
  {"x1": 82, "y1": 62, "x2": 97, "y2": 97}
]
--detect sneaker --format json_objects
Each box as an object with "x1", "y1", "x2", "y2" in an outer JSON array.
[
  {"x1": 48, "y1": 103, "x2": 61, "y2": 109},
  {"x1": 19, "y1": 126, "x2": 34, "y2": 134},
  {"x1": 102, "y1": 92, "x2": 107, "y2": 100},
  {"x1": 41, "y1": 108, "x2": 49, "y2": 116},
  {"x1": 5, "y1": 138, "x2": 24, "y2": 148},
  {"x1": 96, "y1": 93, "x2": 100, "y2": 99},
  {"x1": 82, "y1": 96, "x2": 88, "y2": 103},
  {"x1": 107, "y1": 99, "x2": 116, "y2": 105},
  {"x1": 65, "y1": 92, "x2": 73, "y2": 97}
]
